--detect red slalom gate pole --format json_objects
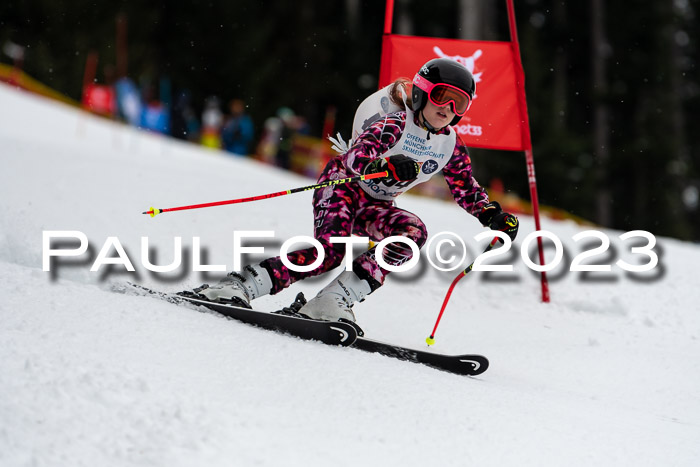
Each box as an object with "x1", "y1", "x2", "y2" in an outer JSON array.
[
  {"x1": 506, "y1": 0, "x2": 550, "y2": 303},
  {"x1": 143, "y1": 171, "x2": 388, "y2": 217},
  {"x1": 384, "y1": 0, "x2": 395, "y2": 34},
  {"x1": 426, "y1": 236, "x2": 500, "y2": 346}
]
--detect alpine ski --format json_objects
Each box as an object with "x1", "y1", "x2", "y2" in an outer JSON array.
[{"x1": 114, "y1": 283, "x2": 489, "y2": 376}]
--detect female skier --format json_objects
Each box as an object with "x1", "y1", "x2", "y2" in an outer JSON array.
[{"x1": 192, "y1": 58, "x2": 519, "y2": 322}]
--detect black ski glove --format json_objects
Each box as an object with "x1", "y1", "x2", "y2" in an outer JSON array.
[
  {"x1": 478, "y1": 201, "x2": 519, "y2": 242},
  {"x1": 366, "y1": 154, "x2": 420, "y2": 182}
]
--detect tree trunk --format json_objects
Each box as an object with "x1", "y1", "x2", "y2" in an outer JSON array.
[
  {"x1": 591, "y1": 0, "x2": 612, "y2": 226},
  {"x1": 458, "y1": 0, "x2": 497, "y2": 40}
]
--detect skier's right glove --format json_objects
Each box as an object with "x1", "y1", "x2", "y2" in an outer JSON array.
[
  {"x1": 366, "y1": 154, "x2": 420, "y2": 182},
  {"x1": 478, "y1": 201, "x2": 519, "y2": 242}
]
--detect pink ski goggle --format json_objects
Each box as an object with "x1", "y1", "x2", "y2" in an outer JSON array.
[{"x1": 413, "y1": 74, "x2": 472, "y2": 116}]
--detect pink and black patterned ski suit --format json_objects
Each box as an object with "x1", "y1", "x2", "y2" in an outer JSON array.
[{"x1": 260, "y1": 111, "x2": 490, "y2": 294}]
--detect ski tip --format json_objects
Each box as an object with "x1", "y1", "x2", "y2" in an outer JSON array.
[{"x1": 425, "y1": 336, "x2": 436, "y2": 346}]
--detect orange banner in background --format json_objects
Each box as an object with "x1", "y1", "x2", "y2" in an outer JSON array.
[{"x1": 379, "y1": 34, "x2": 523, "y2": 151}]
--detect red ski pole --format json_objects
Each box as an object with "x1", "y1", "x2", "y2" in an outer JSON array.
[
  {"x1": 143, "y1": 171, "x2": 388, "y2": 217},
  {"x1": 426, "y1": 236, "x2": 500, "y2": 346}
]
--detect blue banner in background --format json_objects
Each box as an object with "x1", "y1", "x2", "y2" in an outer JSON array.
[{"x1": 114, "y1": 78, "x2": 142, "y2": 126}]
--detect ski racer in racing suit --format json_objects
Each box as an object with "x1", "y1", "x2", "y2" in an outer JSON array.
[{"x1": 192, "y1": 58, "x2": 519, "y2": 323}]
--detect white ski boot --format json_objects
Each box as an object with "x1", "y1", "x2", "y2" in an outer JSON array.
[
  {"x1": 299, "y1": 270, "x2": 372, "y2": 322},
  {"x1": 194, "y1": 264, "x2": 272, "y2": 308}
]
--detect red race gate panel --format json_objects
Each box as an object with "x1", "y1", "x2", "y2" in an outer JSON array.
[{"x1": 380, "y1": 34, "x2": 523, "y2": 151}]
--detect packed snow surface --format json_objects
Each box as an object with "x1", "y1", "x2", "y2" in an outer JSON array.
[{"x1": 1, "y1": 82, "x2": 699, "y2": 466}]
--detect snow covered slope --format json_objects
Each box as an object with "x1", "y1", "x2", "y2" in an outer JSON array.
[{"x1": 1, "y1": 82, "x2": 699, "y2": 467}]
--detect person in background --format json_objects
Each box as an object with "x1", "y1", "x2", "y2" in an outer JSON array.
[
  {"x1": 201, "y1": 96, "x2": 223, "y2": 149},
  {"x1": 139, "y1": 84, "x2": 170, "y2": 134},
  {"x1": 171, "y1": 90, "x2": 200, "y2": 142},
  {"x1": 275, "y1": 107, "x2": 296, "y2": 169},
  {"x1": 256, "y1": 115, "x2": 284, "y2": 164},
  {"x1": 221, "y1": 98, "x2": 254, "y2": 156}
]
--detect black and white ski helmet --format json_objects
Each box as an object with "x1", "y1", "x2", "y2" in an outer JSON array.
[{"x1": 411, "y1": 58, "x2": 476, "y2": 126}]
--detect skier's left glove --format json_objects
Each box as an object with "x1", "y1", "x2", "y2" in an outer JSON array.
[{"x1": 478, "y1": 201, "x2": 519, "y2": 242}]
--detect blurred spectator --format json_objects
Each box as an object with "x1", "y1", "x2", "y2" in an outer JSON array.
[
  {"x1": 140, "y1": 85, "x2": 169, "y2": 134},
  {"x1": 256, "y1": 115, "x2": 284, "y2": 165},
  {"x1": 115, "y1": 77, "x2": 142, "y2": 125},
  {"x1": 276, "y1": 107, "x2": 296, "y2": 169},
  {"x1": 201, "y1": 96, "x2": 223, "y2": 149},
  {"x1": 221, "y1": 98, "x2": 254, "y2": 156},
  {"x1": 293, "y1": 115, "x2": 310, "y2": 136},
  {"x1": 171, "y1": 90, "x2": 200, "y2": 141},
  {"x1": 256, "y1": 106, "x2": 311, "y2": 169}
]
